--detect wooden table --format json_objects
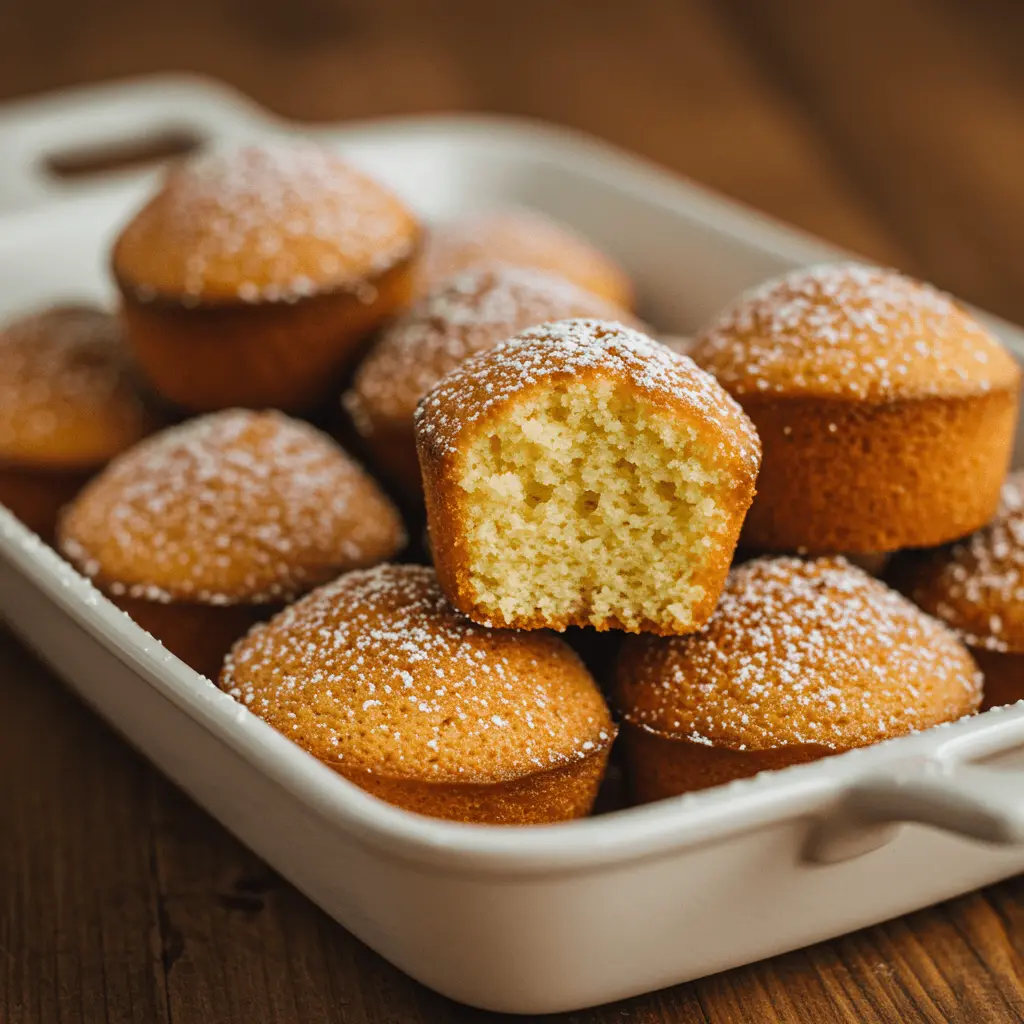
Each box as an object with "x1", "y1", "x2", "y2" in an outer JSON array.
[{"x1": 3, "y1": 1, "x2": 1024, "y2": 1020}]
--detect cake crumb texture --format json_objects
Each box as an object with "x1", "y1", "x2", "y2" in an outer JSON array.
[{"x1": 417, "y1": 319, "x2": 760, "y2": 633}]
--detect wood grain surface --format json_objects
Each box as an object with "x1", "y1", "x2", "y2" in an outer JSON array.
[{"x1": 3, "y1": 0, "x2": 1024, "y2": 1021}]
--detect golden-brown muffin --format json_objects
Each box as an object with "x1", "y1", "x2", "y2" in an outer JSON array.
[
  {"x1": 0, "y1": 305, "x2": 158, "y2": 540},
  {"x1": 220, "y1": 563, "x2": 616, "y2": 823},
  {"x1": 343, "y1": 265, "x2": 636, "y2": 495},
  {"x1": 897, "y1": 471, "x2": 1024, "y2": 709},
  {"x1": 416, "y1": 319, "x2": 761, "y2": 635},
  {"x1": 58, "y1": 409, "x2": 405, "y2": 678},
  {"x1": 112, "y1": 141, "x2": 421, "y2": 414},
  {"x1": 616, "y1": 556, "x2": 981, "y2": 801},
  {"x1": 691, "y1": 263, "x2": 1021, "y2": 553},
  {"x1": 416, "y1": 208, "x2": 634, "y2": 309}
]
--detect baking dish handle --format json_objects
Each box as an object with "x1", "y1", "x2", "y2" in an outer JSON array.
[
  {"x1": 804, "y1": 758, "x2": 1024, "y2": 864},
  {"x1": 0, "y1": 74, "x2": 280, "y2": 212}
]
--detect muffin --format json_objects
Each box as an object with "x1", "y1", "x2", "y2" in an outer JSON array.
[
  {"x1": 897, "y1": 471, "x2": 1024, "y2": 709},
  {"x1": 616, "y1": 556, "x2": 982, "y2": 801},
  {"x1": 0, "y1": 305, "x2": 157, "y2": 540},
  {"x1": 416, "y1": 319, "x2": 761, "y2": 634},
  {"x1": 343, "y1": 265, "x2": 636, "y2": 495},
  {"x1": 691, "y1": 263, "x2": 1021, "y2": 553},
  {"x1": 58, "y1": 409, "x2": 405, "y2": 678},
  {"x1": 220, "y1": 563, "x2": 616, "y2": 823},
  {"x1": 112, "y1": 141, "x2": 421, "y2": 414},
  {"x1": 416, "y1": 208, "x2": 634, "y2": 309}
]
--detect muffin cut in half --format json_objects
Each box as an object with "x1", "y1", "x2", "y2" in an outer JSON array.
[
  {"x1": 895, "y1": 470, "x2": 1024, "y2": 710},
  {"x1": 221, "y1": 564, "x2": 615, "y2": 823},
  {"x1": 691, "y1": 262, "x2": 1021, "y2": 553},
  {"x1": 59, "y1": 409, "x2": 405, "y2": 678},
  {"x1": 616, "y1": 556, "x2": 982, "y2": 801},
  {"x1": 415, "y1": 319, "x2": 761, "y2": 634}
]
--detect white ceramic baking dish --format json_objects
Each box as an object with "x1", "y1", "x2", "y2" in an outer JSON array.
[{"x1": 2, "y1": 75, "x2": 1024, "y2": 1015}]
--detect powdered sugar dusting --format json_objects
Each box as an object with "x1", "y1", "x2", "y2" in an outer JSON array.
[
  {"x1": 908, "y1": 471, "x2": 1024, "y2": 653},
  {"x1": 693, "y1": 262, "x2": 1018, "y2": 400},
  {"x1": 221, "y1": 564, "x2": 613, "y2": 782},
  {"x1": 417, "y1": 207, "x2": 631, "y2": 305},
  {"x1": 618, "y1": 556, "x2": 981, "y2": 751},
  {"x1": 345, "y1": 265, "x2": 630, "y2": 430},
  {"x1": 415, "y1": 319, "x2": 760, "y2": 472},
  {"x1": 59, "y1": 409, "x2": 404, "y2": 605},
  {"x1": 0, "y1": 306, "x2": 150, "y2": 462},
  {"x1": 116, "y1": 141, "x2": 417, "y2": 303}
]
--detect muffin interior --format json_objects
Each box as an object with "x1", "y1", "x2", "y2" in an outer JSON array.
[{"x1": 458, "y1": 379, "x2": 725, "y2": 631}]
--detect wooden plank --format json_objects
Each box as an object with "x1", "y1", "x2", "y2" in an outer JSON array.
[
  {"x1": 419, "y1": 0, "x2": 908, "y2": 261},
  {"x1": 0, "y1": 0, "x2": 904, "y2": 266},
  {"x1": 0, "y1": 631, "x2": 171, "y2": 1024},
  {"x1": 716, "y1": 0, "x2": 1024, "y2": 322}
]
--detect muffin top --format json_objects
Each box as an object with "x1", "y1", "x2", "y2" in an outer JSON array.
[
  {"x1": 112, "y1": 141, "x2": 420, "y2": 305},
  {"x1": 691, "y1": 263, "x2": 1020, "y2": 401},
  {"x1": 0, "y1": 305, "x2": 156, "y2": 469},
  {"x1": 616, "y1": 556, "x2": 981, "y2": 751},
  {"x1": 904, "y1": 471, "x2": 1024, "y2": 654},
  {"x1": 416, "y1": 318, "x2": 760, "y2": 476},
  {"x1": 59, "y1": 409, "x2": 405, "y2": 605},
  {"x1": 221, "y1": 564, "x2": 614, "y2": 783},
  {"x1": 345, "y1": 265, "x2": 634, "y2": 432},
  {"x1": 417, "y1": 208, "x2": 634, "y2": 309}
]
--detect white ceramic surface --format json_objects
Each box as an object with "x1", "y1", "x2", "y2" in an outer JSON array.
[{"x1": 1, "y1": 76, "x2": 1024, "y2": 1015}]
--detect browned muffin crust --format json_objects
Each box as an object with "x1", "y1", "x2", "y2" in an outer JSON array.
[
  {"x1": 416, "y1": 319, "x2": 760, "y2": 635},
  {"x1": 220, "y1": 564, "x2": 615, "y2": 823},
  {"x1": 902, "y1": 472, "x2": 1024, "y2": 654},
  {"x1": 691, "y1": 263, "x2": 1021, "y2": 553},
  {"x1": 59, "y1": 409, "x2": 405, "y2": 677},
  {"x1": 616, "y1": 556, "x2": 981, "y2": 801},
  {"x1": 112, "y1": 142, "x2": 421, "y2": 413},
  {"x1": 343, "y1": 265, "x2": 636, "y2": 494},
  {"x1": 898, "y1": 471, "x2": 1024, "y2": 707},
  {"x1": 415, "y1": 208, "x2": 634, "y2": 309},
  {"x1": 0, "y1": 305, "x2": 159, "y2": 539}
]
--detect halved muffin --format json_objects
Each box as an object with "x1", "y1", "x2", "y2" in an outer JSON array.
[{"x1": 415, "y1": 319, "x2": 761, "y2": 634}]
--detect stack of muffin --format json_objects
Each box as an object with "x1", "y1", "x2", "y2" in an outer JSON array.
[{"x1": 2, "y1": 139, "x2": 1021, "y2": 825}]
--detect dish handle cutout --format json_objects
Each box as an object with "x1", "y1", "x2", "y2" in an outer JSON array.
[
  {"x1": 804, "y1": 757, "x2": 1024, "y2": 864},
  {"x1": 0, "y1": 74, "x2": 280, "y2": 212}
]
